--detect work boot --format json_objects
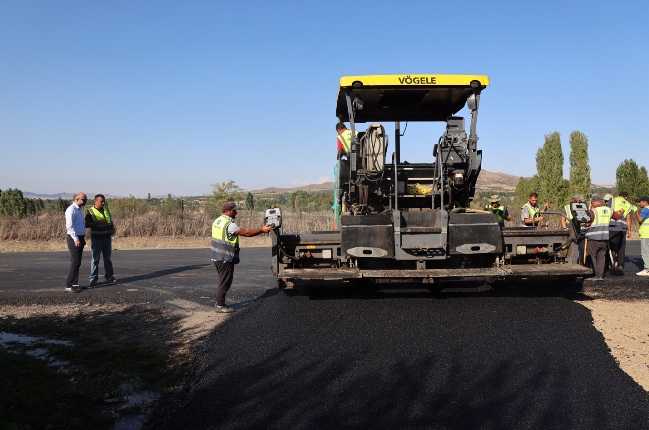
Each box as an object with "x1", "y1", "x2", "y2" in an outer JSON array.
[{"x1": 215, "y1": 305, "x2": 235, "y2": 313}]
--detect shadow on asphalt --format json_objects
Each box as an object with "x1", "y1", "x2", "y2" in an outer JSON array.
[
  {"x1": 275, "y1": 281, "x2": 592, "y2": 302},
  {"x1": 115, "y1": 264, "x2": 211, "y2": 284}
]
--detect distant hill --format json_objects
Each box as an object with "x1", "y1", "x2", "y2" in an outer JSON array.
[
  {"x1": 18, "y1": 170, "x2": 615, "y2": 199},
  {"x1": 249, "y1": 182, "x2": 334, "y2": 195}
]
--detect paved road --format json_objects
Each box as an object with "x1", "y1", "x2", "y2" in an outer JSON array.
[
  {"x1": 0, "y1": 248, "x2": 274, "y2": 308},
  {"x1": 3, "y1": 244, "x2": 649, "y2": 429}
]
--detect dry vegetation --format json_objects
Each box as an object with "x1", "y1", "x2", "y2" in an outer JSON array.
[{"x1": 0, "y1": 210, "x2": 335, "y2": 252}]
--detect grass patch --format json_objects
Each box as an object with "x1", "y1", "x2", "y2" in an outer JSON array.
[{"x1": 0, "y1": 306, "x2": 191, "y2": 429}]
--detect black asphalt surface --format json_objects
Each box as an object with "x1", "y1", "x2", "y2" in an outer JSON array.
[
  {"x1": 3, "y1": 243, "x2": 649, "y2": 429},
  {"x1": 0, "y1": 248, "x2": 273, "y2": 308}
]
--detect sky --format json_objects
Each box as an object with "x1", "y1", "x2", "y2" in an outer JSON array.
[{"x1": 1, "y1": 1, "x2": 647, "y2": 198}]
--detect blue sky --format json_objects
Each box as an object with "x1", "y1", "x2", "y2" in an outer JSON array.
[{"x1": 1, "y1": 1, "x2": 647, "y2": 197}]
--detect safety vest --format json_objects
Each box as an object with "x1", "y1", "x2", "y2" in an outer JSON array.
[
  {"x1": 639, "y1": 212, "x2": 649, "y2": 239},
  {"x1": 586, "y1": 206, "x2": 611, "y2": 241},
  {"x1": 485, "y1": 204, "x2": 507, "y2": 223},
  {"x1": 88, "y1": 206, "x2": 113, "y2": 239},
  {"x1": 210, "y1": 215, "x2": 240, "y2": 263},
  {"x1": 610, "y1": 197, "x2": 631, "y2": 229},
  {"x1": 563, "y1": 204, "x2": 573, "y2": 220},
  {"x1": 521, "y1": 202, "x2": 541, "y2": 226},
  {"x1": 337, "y1": 129, "x2": 357, "y2": 154}
]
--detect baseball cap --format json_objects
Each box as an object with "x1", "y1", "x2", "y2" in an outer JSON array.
[
  {"x1": 636, "y1": 196, "x2": 649, "y2": 203},
  {"x1": 222, "y1": 202, "x2": 242, "y2": 212},
  {"x1": 603, "y1": 193, "x2": 613, "y2": 201},
  {"x1": 490, "y1": 194, "x2": 500, "y2": 203},
  {"x1": 573, "y1": 194, "x2": 584, "y2": 201},
  {"x1": 591, "y1": 195, "x2": 604, "y2": 203}
]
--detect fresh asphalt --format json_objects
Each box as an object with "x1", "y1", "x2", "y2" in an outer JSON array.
[{"x1": 2, "y1": 244, "x2": 649, "y2": 429}]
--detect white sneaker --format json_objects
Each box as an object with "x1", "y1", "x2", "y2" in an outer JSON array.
[{"x1": 636, "y1": 269, "x2": 649, "y2": 276}]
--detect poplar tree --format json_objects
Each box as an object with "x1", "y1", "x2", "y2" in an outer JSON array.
[
  {"x1": 535, "y1": 132, "x2": 566, "y2": 208},
  {"x1": 568, "y1": 131, "x2": 591, "y2": 199},
  {"x1": 246, "y1": 192, "x2": 254, "y2": 211}
]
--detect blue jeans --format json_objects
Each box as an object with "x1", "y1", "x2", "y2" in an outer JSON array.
[{"x1": 90, "y1": 237, "x2": 114, "y2": 282}]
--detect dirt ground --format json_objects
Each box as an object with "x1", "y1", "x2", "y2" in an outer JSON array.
[
  {"x1": 0, "y1": 236, "x2": 271, "y2": 253},
  {"x1": 579, "y1": 298, "x2": 649, "y2": 391}
]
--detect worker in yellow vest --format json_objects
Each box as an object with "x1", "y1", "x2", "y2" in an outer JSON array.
[
  {"x1": 521, "y1": 192, "x2": 549, "y2": 227},
  {"x1": 634, "y1": 196, "x2": 649, "y2": 276},
  {"x1": 336, "y1": 122, "x2": 358, "y2": 159},
  {"x1": 561, "y1": 194, "x2": 586, "y2": 265},
  {"x1": 484, "y1": 195, "x2": 511, "y2": 227},
  {"x1": 211, "y1": 202, "x2": 274, "y2": 313},
  {"x1": 607, "y1": 191, "x2": 633, "y2": 274},
  {"x1": 85, "y1": 194, "x2": 116, "y2": 286},
  {"x1": 585, "y1": 195, "x2": 612, "y2": 280}
]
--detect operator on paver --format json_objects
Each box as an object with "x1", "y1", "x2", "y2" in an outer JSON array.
[
  {"x1": 607, "y1": 191, "x2": 633, "y2": 274},
  {"x1": 336, "y1": 122, "x2": 358, "y2": 159},
  {"x1": 561, "y1": 194, "x2": 586, "y2": 265},
  {"x1": 210, "y1": 202, "x2": 274, "y2": 313},
  {"x1": 634, "y1": 196, "x2": 649, "y2": 276},
  {"x1": 521, "y1": 192, "x2": 549, "y2": 227},
  {"x1": 484, "y1": 195, "x2": 511, "y2": 227},
  {"x1": 585, "y1": 195, "x2": 611, "y2": 281}
]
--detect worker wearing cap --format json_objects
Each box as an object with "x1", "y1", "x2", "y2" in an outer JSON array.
[
  {"x1": 634, "y1": 196, "x2": 649, "y2": 276},
  {"x1": 521, "y1": 192, "x2": 549, "y2": 227},
  {"x1": 561, "y1": 194, "x2": 586, "y2": 265},
  {"x1": 585, "y1": 195, "x2": 612, "y2": 280},
  {"x1": 211, "y1": 202, "x2": 274, "y2": 313},
  {"x1": 607, "y1": 192, "x2": 633, "y2": 271},
  {"x1": 484, "y1": 195, "x2": 511, "y2": 227}
]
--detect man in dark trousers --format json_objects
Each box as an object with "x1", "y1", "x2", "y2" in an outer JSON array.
[
  {"x1": 85, "y1": 194, "x2": 116, "y2": 286},
  {"x1": 211, "y1": 202, "x2": 274, "y2": 313},
  {"x1": 65, "y1": 192, "x2": 88, "y2": 292}
]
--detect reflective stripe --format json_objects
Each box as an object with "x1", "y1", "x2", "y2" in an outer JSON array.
[{"x1": 586, "y1": 206, "x2": 611, "y2": 240}]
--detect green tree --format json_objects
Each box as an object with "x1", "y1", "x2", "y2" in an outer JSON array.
[
  {"x1": 245, "y1": 192, "x2": 254, "y2": 210},
  {"x1": 206, "y1": 180, "x2": 243, "y2": 216},
  {"x1": 0, "y1": 188, "x2": 27, "y2": 217},
  {"x1": 514, "y1": 175, "x2": 541, "y2": 209},
  {"x1": 568, "y1": 131, "x2": 591, "y2": 199},
  {"x1": 535, "y1": 131, "x2": 566, "y2": 209},
  {"x1": 616, "y1": 159, "x2": 649, "y2": 199}
]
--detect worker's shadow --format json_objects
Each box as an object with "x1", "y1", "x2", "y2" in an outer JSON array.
[{"x1": 89, "y1": 264, "x2": 210, "y2": 289}]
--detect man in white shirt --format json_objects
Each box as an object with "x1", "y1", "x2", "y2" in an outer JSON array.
[{"x1": 65, "y1": 192, "x2": 88, "y2": 292}]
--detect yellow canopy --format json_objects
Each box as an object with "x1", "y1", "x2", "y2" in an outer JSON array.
[{"x1": 336, "y1": 74, "x2": 489, "y2": 122}]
